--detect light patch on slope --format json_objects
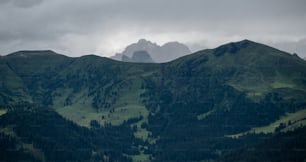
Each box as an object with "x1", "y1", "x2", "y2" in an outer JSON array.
[
  {"x1": 271, "y1": 81, "x2": 295, "y2": 89},
  {"x1": 55, "y1": 77, "x2": 150, "y2": 127},
  {"x1": 0, "y1": 109, "x2": 7, "y2": 116},
  {"x1": 226, "y1": 108, "x2": 306, "y2": 138}
]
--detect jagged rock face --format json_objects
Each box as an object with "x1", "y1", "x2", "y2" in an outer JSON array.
[
  {"x1": 119, "y1": 50, "x2": 154, "y2": 63},
  {"x1": 131, "y1": 50, "x2": 154, "y2": 63},
  {"x1": 110, "y1": 39, "x2": 191, "y2": 63},
  {"x1": 158, "y1": 42, "x2": 191, "y2": 62},
  {"x1": 121, "y1": 54, "x2": 131, "y2": 62},
  {"x1": 110, "y1": 53, "x2": 123, "y2": 61}
]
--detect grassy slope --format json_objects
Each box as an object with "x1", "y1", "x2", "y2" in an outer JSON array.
[
  {"x1": 1, "y1": 41, "x2": 306, "y2": 128},
  {"x1": 144, "y1": 41, "x2": 306, "y2": 161},
  {"x1": 174, "y1": 40, "x2": 306, "y2": 137},
  {"x1": 53, "y1": 57, "x2": 158, "y2": 128},
  {"x1": 220, "y1": 126, "x2": 306, "y2": 162},
  {"x1": 0, "y1": 109, "x2": 7, "y2": 116},
  {"x1": 1, "y1": 42, "x2": 306, "y2": 122},
  {"x1": 227, "y1": 108, "x2": 306, "y2": 138},
  {"x1": 0, "y1": 57, "x2": 32, "y2": 104},
  {"x1": 174, "y1": 40, "x2": 306, "y2": 101},
  {"x1": 0, "y1": 107, "x2": 135, "y2": 162}
]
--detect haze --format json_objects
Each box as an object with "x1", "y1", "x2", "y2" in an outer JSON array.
[{"x1": 0, "y1": 0, "x2": 305, "y2": 57}]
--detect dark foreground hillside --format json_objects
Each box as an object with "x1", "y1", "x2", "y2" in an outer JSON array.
[
  {"x1": 0, "y1": 105, "x2": 142, "y2": 162},
  {"x1": 219, "y1": 127, "x2": 306, "y2": 162}
]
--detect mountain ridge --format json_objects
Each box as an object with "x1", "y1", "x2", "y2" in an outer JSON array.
[
  {"x1": 1, "y1": 39, "x2": 306, "y2": 162},
  {"x1": 110, "y1": 39, "x2": 191, "y2": 63},
  {"x1": 1, "y1": 39, "x2": 306, "y2": 106}
]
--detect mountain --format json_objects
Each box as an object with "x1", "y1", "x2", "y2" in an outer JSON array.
[
  {"x1": 121, "y1": 50, "x2": 154, "y2": 63},
  {"x1": 219, "y1": 126, "x2": 306, "y2": 162},
  {"x1": 1, "y1": 40, "x2": 306, "y2": 162},
  {"x1": 110, "y1": 39, "x2": 191, "y2": 63},
  {"x1": 0, "y1": 105, "x2": 136, "y2": 162}
]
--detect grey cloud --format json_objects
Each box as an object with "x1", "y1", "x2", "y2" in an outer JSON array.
[
  {"x1": 0, "y1": 0, "x2": 305, "y2": 57},
  {"x1": 270, "y1": 39, "x2": 306, "y2": 57},
  {"x1": 0, "y1": 0, "x2": 9, "y2": 5},
  {"x1": 13, "y1": 0, "x2": 43, "y2": 8},
  {"x1": 0, "y1": 0, "x2": 43, "y2": 8}
]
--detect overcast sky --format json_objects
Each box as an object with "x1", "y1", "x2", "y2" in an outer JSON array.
[{"x1": 1, "y1": 0, "x2": 306, "y2": 57}]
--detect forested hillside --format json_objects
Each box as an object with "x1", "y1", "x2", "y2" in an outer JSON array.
[{"x1": 1, "y1": 40, "x2": 306, "y2": 161}]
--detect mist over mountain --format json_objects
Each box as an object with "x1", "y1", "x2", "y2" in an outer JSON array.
[
  {"x1": 110, "y1": 39, "x2": 191, "y2": 63},
  {"x1": 1, "y1": 40, "x2": 306, "y2": 162},
  {"x1": 121, "y1": 50, "x2": 154, "y2": 63}
]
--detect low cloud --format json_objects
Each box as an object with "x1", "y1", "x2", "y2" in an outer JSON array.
[
  {"x1": 0, "y1": 0, "x2": 305, "y2": 57},
  {"x1": 0, "y1": 0, "x2": 43, "y2": 8},
  {"x1": 13, "y1": 0, "x2": 43, "y2": 8}
]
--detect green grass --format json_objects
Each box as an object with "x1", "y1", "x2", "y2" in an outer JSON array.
[
  {"x1": 227, "y1": 108, "x2": 306, "y2": 138},
  {"x1": 56, "y1": 105, "x2": 148, "y2": 127},
  {"x1": 132, "y1": 116, "x2": 152, "y2": 141},
  {"x1": 271, "y1": 81, "x2": 295, "y2": 89},
  {"x1": 197, "y1": 110, "x2": 215, "y2": 120},
  {"x1": 103, "y1": 77, "x2": 149, "y2": 126},
  {"x1": 56, "y1": 105, "x2": 100, "y2": 127},
  {"x1": 131, "y1": 153, "x2": 151, "y2": 162},
  {"x1": 55, "y1": 77, "x2": 150, "y2": 128},
  {"x1": 0, "y1": 109, "x2": 7, "y2": 116},
  {"x1": 228, "y1": 84, "x2": 266, "y2": 102},
  {"x1": 134, "y1": 125, "x2": 150, "y2": 140},
  {"x1": 130, "y1": 145, "x2": 151, "y2": 162},
  {"x1": 104, "y1": 105, "x2": 147, "y2": 125},
  {"x1": 249, "y1": 109, "x2": 306, "y2": 134},
  {"x1": 56, "y1": 104, "x2": 148, "y2": 127}
]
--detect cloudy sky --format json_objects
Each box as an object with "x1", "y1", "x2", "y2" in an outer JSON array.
[{"x1": 1, "y1": 0, "x2": 306, "y2": 57}]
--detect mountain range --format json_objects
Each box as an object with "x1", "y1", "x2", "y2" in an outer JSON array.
[
  {"x1": 121, "y1": 50, "x2": 154, "y2": 63},
  {"x1": 110, "y1": 39, "x2": 191, "y2": 63},
  {"x1": 0, "y1": 40, "x2": 306, "y2": 162}
]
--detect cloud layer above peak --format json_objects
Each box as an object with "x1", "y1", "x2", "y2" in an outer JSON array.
[{"x1": 0, "y1": 0, "x2": 306, "y2": 57}]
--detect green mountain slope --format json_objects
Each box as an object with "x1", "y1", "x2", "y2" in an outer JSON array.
[
  {"x1": 0, "y1": 105, "x2": 138, "y2": 162},
  {"x1": 0, "y1": 50, "x2": 73, "y2": 106},
  {"x1": 219, "y1": 126, "x2": 306, "y2": 162},
  {"x1": 140, "y1": 40, "x2": 306, "y2": 161},
  {"x1": 171, "y1": 40, "x2": 306, "y2": 101},
  {"x1": 0, "y1": 40, "x2": 306, "y2": 161}
]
